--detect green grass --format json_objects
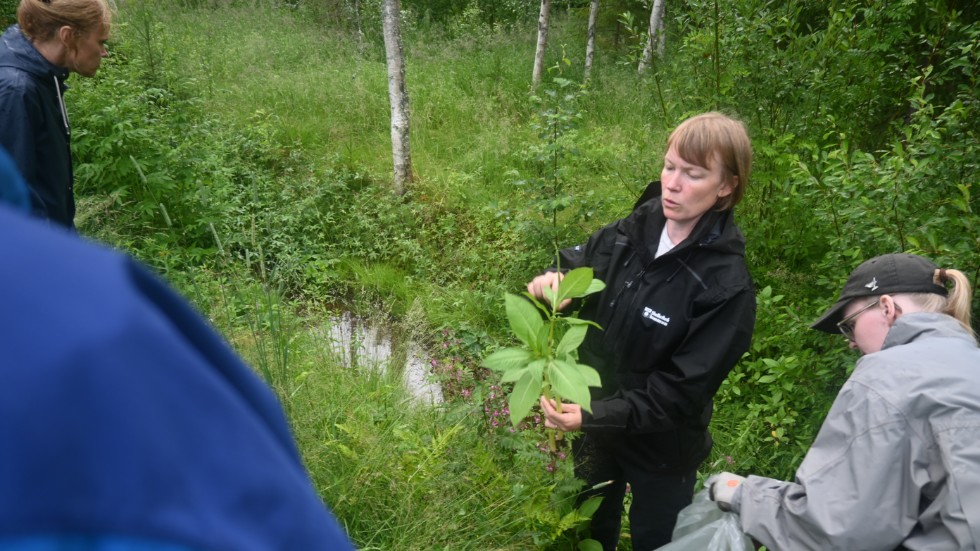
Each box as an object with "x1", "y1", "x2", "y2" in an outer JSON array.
[
  {"x1": 67, "y1": 1, "x2": 979, "y2": 548},
  {"x1": 174, "y1": 259, "x2": 589, "y2": 550},
  {"x1": 70, "y1": 4, "x2": 840, "y2": 548}
]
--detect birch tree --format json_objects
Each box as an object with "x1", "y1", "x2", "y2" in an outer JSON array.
[
  {"x1": 382, "y1": 0, "x2": 412, "y2": 195},
  {"x1": 637, "y1": 0, "x2": 666, "y2": 73},
  {"x1": 657, "y1": 11, "x2": 665, "y2": 56},
  {"x1": 583, "y1": 0, "x2": 600, "y2": 81},
  {"x1": 531, "y1": 0, "x2": 551, "y2": 87}
]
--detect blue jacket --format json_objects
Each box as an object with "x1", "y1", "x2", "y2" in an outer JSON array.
[
  {"x1": 0, "y1": 145, "x2": 29, "y2": 211},
  {"x1": 0, "y1": 205, "x2": 355, "y2": 550},
  {"x1": 0, "y1": 25, "x2": 75, "y2": 229}
]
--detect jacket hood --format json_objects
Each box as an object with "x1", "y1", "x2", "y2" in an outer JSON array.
[
  {"x1": 882, "y1": 312, "x2": 978, "y2": 351},
  {"x1": 625, "y1": 180, "x2": 746, "y2": 267},
  {"x1": 0, "y1": 25, "x2": 68, "y2": 80},
  {"x1": 0, "y1": 205, "x2": 355, "y2": 550}
]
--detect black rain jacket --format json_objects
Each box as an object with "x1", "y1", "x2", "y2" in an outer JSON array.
[
  {"x1": 557, "y1": 182, "x2": 756, "y2": 471},
  {"x1": 0, "y1": 25, "x2": 74, "y2": 229}
]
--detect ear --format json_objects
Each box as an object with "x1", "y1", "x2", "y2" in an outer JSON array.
[
  {"x1": 717, "y1": 175, "x2": 736, "y2": 198},
  {"x1": 879, "y1": 295, "x2": 902, "y2": 324},
  {"x1": 57, "y1": 25, "x2": 74, "y2": 47}
]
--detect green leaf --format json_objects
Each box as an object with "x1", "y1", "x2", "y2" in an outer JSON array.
[
  {"x1": 564, "y1": 316, "x2": 603, "y2": 330},
  {"x1": 584, "y1": 278, "x2": 606, "y2": 296},
  {"x1": 548, "y1": 359, "x2": 592, "y2": 411},
  {"x1": 578, "y1": 539, "x2": 604, "y2": 551},
  {"x1": 499, "y1": 367, "x2": 526, "y2": 384},
  {"x1": 523, "y1": 291, "x2": 554, "y2": 318},
  {"x1": 535, "y1": 324, "x2": 552, "y2": 357},
  {"x1": 542, "y1": 286, "x2": 558, "y2": 309},
  {"x1": 556, "y1": 267, "x2": 593, "y2": 304},
  {"x1": 482, "y1": 347, "x2": 533, "y2": 373},
  {"x1": 577, "y1": 496, "x2": 603, "y2": 519},
  {"x1": 504, "y1": 293, "x2": 545, "y2": 349},
  {"x1": 509, "y1": 370, "x2": 543, "y2": 427},
  {"x1": 555, "y1": 324, "x2": 587, "y2": 358},
  {"x1": 504, "y1": 359, "x2": 546, "y2": 385},
  {"x1": 526, "y1": 359, "x2": 546, "y2": 382},
  {"x1": 572, "y1": 362, "x2": 602, "y2": 388}
]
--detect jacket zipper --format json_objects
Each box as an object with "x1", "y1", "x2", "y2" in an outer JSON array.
[{"x1": 53, "y1": 75, "x2": 70, "y2": 138}]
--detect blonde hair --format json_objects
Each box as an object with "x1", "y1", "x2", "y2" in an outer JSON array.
[
  {"x1": 905, "y1": 268, "x2": 975, "y2": 337},
  {"x1": 666, "y1": 112, "x2": 753, "y2": 211},
  {"x1": 18, "y1": 0, "x2": 111, "y2": 44}
]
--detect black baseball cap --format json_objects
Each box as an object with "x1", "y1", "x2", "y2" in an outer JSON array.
[{"x1": 811, "y1": 253, "x2": 948, "y2": 333}]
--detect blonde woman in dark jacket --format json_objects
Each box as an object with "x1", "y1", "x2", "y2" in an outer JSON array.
[
  {"x1": 530, "y1": 112, "x2": 757, "y2": 551},
  {"x1": 0, "y1": 0, "x2": 111, "y2": 229}
]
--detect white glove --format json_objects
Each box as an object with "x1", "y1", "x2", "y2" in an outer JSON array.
[{"x1": 709, "y1": 471, "x2": 745, "y2": 512}]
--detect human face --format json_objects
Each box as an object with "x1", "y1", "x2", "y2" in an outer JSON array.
[
  {"x1": 660, "y1": 146, "x2": 733, "y2": 232},
  {"x1": 67, "y1": 25, "x2": 109, "y2": 77},
  {"x1": 839, "y1": 297, "x2": 889, "y2": 354},
  {"x1": 837, "y1": 298, "x2": 879, "y2": 341}
]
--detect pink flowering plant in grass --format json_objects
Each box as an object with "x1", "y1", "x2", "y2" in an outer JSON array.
[{"x1": 482, "y1": 267, "x2": 605, "y2": 450}]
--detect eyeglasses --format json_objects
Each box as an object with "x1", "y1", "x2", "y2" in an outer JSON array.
[{"x1": 837, "y1": 298, "x2": 880, "y2": 341}]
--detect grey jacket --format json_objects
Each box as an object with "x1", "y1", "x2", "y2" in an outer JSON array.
[{"x1": 732, "y1": 313, "x2": 980, "y2": 550}]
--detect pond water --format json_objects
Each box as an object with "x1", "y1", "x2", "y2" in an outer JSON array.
[{"x1": 320, "y1": 312, "x2": 444, "y2": 405}]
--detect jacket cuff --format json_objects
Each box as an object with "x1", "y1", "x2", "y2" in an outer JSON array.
[{"x1": 581, "y1": 399, "x2": 627, "y2": 432}]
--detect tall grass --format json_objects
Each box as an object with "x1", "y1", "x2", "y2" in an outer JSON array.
[
  {"x1": 66, "y1": 1, "x2": 979, "y2": 548},
  {"x1": 173, "y1": 256, "x2": 590, "y2": 549}
]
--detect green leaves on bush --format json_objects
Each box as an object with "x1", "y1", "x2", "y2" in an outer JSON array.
[{"x1": 482, "y1": 267, "x2": 605, "y2": 428}]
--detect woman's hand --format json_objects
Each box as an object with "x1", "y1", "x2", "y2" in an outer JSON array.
[
  {"x1": 539, "y1": 396, "x2": 582, "y2": 432},
  {"x1": 526, "y1": 272, "x2": 572, "y2": 310}
]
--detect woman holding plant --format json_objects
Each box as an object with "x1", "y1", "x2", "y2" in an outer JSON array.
[
  {"x1": 0, "y1": 0, "x2": 111, "y2": 230},
  {"x1": 529, "y1": 112, "x2": 756, "y2": 550},
  {"x1": 709, "y1": 253, "x2": 980, "y2": 550}
]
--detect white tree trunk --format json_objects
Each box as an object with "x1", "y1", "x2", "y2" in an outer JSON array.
[
  {"x1": 657, "y1": 12, "x2": 665, "y2": 56},
  {"x1": 531, "y1": 0, "x2": 551, "y2": 87},
  {"x1": 354, "y1": 0, "x2": 366, "y2": 55},
  {"x1": 637, "y1": 0, "x2": 666, "y2": 73},
  {"x1": 584, "y1": 0, "x2": 600, "y2": 81},
  {"x1": 382, "y1": 0, "x2": 412, "y2": 194}
]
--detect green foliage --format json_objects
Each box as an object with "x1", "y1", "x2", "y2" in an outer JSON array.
[
  {"x1": 709, "y1": 286, "x2": 852, "y2": 480},
  {"x1": 483, "y1": 267, "x2": 605, "y2": 428},
  {"x1": 66, "y1": 0, "x2": 980, "y2": 546},
  {"x1": 0, "y1": 0, "x2": 15, "y2": 27},
  {"x1": 510, "y1": 75, "x2": 610, "y2": 255}
]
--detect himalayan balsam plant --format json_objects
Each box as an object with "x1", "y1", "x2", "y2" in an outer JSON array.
[{"x1": 482, "y1": 267, "x2": 606, "y2": 448}]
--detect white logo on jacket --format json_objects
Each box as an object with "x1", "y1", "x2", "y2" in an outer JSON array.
[{"x1": 642, "y1": 307, "x2": 670, "y2": 327}]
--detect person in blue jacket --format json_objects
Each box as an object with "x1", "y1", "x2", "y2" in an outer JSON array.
[
  {"x1": 0, "y1": 152, "x2": 355, "y2": 550},
  {"x1": 0, "y1": 0, "x2": 111, "y2": 229},
  {"x1": 0, "y1": 146, "x2": 29, "y2": 212}
]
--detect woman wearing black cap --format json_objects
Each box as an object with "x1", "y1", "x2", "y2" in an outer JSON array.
[{"x1": 709, "y1": 253, "x2": 979, "y2": 550}]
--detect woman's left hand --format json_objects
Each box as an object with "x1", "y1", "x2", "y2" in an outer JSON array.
[{"x1": 539, "y1": 396, "x2": 582, "y2": 432}]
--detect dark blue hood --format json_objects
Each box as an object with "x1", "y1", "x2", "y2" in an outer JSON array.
[
  {"x1": 0, "y1": 25, "x2": 67, "y2": 80},
  {"x1": 0, "y1": 24, "x2": 76, "y2": 228},
  {"x1": 0, "y1": 206, "x2": 355, "y2": 550}
]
